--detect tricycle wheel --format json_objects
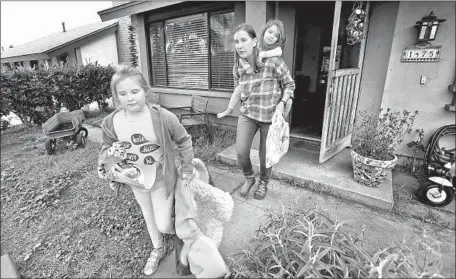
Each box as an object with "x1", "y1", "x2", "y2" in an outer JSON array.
[
  {"x1": 45, "y1": 139, "x2": 56, "y2": 155},
  {"x1": 78, "y1": 127, "x2": 88, "y2": 138},
  {"x1": 76, "y1": 131, "x2": 86, "y2": 147},
  {"x1": 418, "y1": 182, "x2": 454, "y2": 207}
]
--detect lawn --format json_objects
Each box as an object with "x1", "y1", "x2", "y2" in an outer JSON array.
[{"x1": 1, "y1": 120, "x2": 235, "y2": 278}]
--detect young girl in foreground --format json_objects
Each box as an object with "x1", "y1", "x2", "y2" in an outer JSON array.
[
  {"x1": 98, "y1": 65, "x2": 194, "y2": 275},
  {"x1": 217, "y1": 19, "x2": 292, "y2": 119}
]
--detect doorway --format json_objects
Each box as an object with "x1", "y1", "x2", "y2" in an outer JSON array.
[
  {"x1": 289, "y1": 1, "x2": 368, "y2": 150},
  {"x1": 290, "y1": 1, "x2": 335, "y2": 141}
]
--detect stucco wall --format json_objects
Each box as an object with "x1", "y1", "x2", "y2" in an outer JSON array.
[
  {"x1": 277, "y1": 2, "x2": 296, "y2": 75},
  {"x1": 381, "y1": 1, "x2": 455, "y2": 157},
  {"x1": 80, "y1": 32, "x2": 118, "y2": 66},
  {"x1": 357, "y1": 2, "x2": 399, "y2": 121}
]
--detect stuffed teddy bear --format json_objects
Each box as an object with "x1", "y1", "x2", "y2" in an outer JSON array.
[{"x1": 175, "y1": 158, "x2": 234, "y2": 278}]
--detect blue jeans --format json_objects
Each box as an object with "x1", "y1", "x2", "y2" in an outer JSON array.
[{"x1": 236, "y1": 114, "x2": 272, "y2": 184}]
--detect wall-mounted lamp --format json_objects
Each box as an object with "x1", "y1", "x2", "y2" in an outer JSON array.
[{"x1": 414, "y1": 11, "x2": 446, "y2": 43}]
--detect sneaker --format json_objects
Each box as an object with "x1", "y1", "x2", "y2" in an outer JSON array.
[
  {"x1": 144, "y1": 247, "x2": 166, "y2": 275},
  {"x1": 254, "y1": 180, "x2": 268, "y2": 200},
  {"x1": 239, "y1": 177, "x2": 256, "y2": 197}
]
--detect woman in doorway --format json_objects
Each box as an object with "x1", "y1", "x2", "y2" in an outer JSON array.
[{"x1": 232, "y1": 23, "x2": 295, "y2": 200}]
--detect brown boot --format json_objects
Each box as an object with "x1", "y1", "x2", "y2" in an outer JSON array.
[{"x1": 239, "y1": 177, "x2": 255, "y2": 197}]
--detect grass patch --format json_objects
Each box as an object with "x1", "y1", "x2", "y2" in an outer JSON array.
[
  {"x1": 228, "y1": 205, "x2": 445, "y2": 278},
  {"x1": 1, "y1": 126, "x2": 174, "y2": 278},
  {"x1": 0, "y1": 121, "x2": 235, "y2": 278},
  {"x1": 83, "y1": 109, "x2": 113, "y2": 128}
]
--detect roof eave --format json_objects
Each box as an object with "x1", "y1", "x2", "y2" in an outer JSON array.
[
  {"x1": 98, "y1": 1, "x2": 184, "y2": 21},
  {"x1": 46, "y1": 22, "x2": 118, "y2": 54},
  {"x1": 1, "y1": 53, "x2": 50, "y2": 63},
  {"x1": 1, "y1": 22, "x2": 118, "y2": 62}
]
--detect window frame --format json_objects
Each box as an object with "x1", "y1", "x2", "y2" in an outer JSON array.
[{"x1": 145, "y1": 7, "x2": 235, "y2": 92}]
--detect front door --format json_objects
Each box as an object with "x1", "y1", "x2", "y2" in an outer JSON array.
[{"x1": 319, "y1": 1, "x2": 370, "y2": 163}]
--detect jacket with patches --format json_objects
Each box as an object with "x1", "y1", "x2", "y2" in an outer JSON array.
[{"x1": 98, "y1": 103, "x2": 194, "y2": 198}]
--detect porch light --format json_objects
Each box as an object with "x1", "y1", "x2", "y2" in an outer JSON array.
[{"x1": 415, "y1": 11, "x2": 446, "y2": 42}]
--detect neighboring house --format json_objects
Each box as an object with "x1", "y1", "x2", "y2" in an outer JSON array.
[
  {"x1": 1, "y1": 20, "x2": 119, "y2": 68},
  {"x1": 98, "y1": 1, "x2": 455, "y2": 161}
]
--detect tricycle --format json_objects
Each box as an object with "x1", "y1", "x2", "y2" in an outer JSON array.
[{"x1": 42, "y1": 110, "x2": 88, "y2": 155}]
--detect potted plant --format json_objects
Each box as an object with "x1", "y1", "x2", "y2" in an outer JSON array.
[{"x1": 351, "y1": 108, "x2": 418, "y2": 187}]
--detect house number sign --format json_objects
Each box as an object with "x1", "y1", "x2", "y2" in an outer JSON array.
[{"x1": 401, "y1": 45, "x2": 442, "y2": 62}]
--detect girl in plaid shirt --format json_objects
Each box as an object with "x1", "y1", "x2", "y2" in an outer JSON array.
[{"x1": 228, "y1": 23, "x2": 295, "y2": 200}]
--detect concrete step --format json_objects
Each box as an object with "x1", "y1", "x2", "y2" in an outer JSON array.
[
  {"x1": 289, "y1": 137, "x2": 321, "y2": 151},
  {"x1": 217, "y1": 144, "x2": 394, "y2": 211}
]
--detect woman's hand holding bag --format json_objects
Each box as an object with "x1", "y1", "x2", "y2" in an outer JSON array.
[{"x1": 266, "y1": 108, "x2": 290, "y2": 168}]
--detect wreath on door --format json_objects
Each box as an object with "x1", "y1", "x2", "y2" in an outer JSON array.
[{"x1": 346, "y1": 1, "x2": 367, "y2": 45}]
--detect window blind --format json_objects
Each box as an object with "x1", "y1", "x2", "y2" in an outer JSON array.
[
  {"x1": 164, "y1": 13, "x2": 209, "y2": 89},
  {"x1": 149, "y1": 22, "x2": 167, "y2": 86},
  {"x1": 210, "y1": 11, "x2": 235, "y2": 90}
]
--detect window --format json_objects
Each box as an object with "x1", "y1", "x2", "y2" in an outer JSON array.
[
  {"x1": 30, "y1": 60, "x2": 38, "y2": 69},
  {"x1": 58, "y1": 52, "x2": 69, "y2": 65},
  {"x1": 149, "y1": 10, "x2": 235, "y2": 91}
]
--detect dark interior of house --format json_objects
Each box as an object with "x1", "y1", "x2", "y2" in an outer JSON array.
[
  {"x1": 291, "y1": 1, "x2": 335, "y2": 140},
  {"x1": 291, "y1": 1, "x2": 362, "y2": 142}
]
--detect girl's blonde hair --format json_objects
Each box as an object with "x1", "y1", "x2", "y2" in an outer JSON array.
[
  {"x1": 258, "y1": 19, "x2": 286, "y2": 52},
  {"x1": 110, "y1": 64, "x2": 151, "y2": 106}
]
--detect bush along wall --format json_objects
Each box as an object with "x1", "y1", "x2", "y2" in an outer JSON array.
[{"x1": 0, "y1": 62, "x2": 115, "y2": 125}]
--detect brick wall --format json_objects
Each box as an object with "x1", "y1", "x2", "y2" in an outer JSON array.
[{"x1": 112, "y1": 1, "x2": 132, "y2": 65}]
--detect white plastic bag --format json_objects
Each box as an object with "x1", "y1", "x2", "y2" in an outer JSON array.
[{"x1": 266, "y1": 109, "x2": 290, "y2": 168}]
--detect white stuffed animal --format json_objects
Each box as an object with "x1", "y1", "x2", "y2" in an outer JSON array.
[{"x1": 175, "y1": 158, "x2": 234, "y2": 278}]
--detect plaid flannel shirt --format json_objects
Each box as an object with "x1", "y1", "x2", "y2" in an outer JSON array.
[{"x1": 233, "y1": 57, "x2": 295, "y2": 123}]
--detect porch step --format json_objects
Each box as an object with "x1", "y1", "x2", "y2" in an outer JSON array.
[
  {"x1": 217, "y1": 145, "x2": 394, "y2": 211},
  {"x1": 289, "y1": 137, "x2": 321, "y2": 151}
]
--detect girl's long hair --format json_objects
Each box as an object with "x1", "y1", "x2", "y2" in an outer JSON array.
[
  {"x1": 234, "y1": 23, "x2": 260, "y2": 73},
  {"x1": 258, "y1": 19, "x2": 286, "y2": 52}
]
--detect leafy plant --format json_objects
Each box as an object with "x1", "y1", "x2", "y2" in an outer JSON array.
[
  {"x1": 0, "y1": 62, "x2": 115, "y2": 125},
  {"x1": 1, "y1": 66, "x2": 56, "y2": 125},
  {"x1": 228, "y1": 206, "x2": 444, "y2": 279},
  {"x1": 128, "y1": 25, "x2": 139, "y2": 68},
  {"x1": 351, "y1": 109, "x2": 418, "y2": 161},
  {"x1": 1, "y1": 117, "x2": 11, "y2": 130}
]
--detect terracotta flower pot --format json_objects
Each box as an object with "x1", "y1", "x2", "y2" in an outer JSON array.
[{"x1": 350, "y1": 149, "x2": 397, "y2": 188}]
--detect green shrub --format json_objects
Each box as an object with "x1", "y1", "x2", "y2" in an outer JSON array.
[
  {"x1": 228, "y1": 206, "x2": 444, "y2": 278},
  {"x1": 0, "y1": 63, "x2": 115, "y2": 125},
  {"x1": 1, "y1": 67, "x2": 56, "y2": 125},
  {"x1": 352, "y1": 109, "x2": 418, "y2": 161},
  {"x1": 1, "y1": 117, "x2": 11, "y2": 130}
]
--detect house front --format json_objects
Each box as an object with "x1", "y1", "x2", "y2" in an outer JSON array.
[
  {"x1": 1, "y1": 20, "x2": 119, "y2": 69},
  {"x1": 99, "y1": 1, "x2": 455, "y2": 164}
]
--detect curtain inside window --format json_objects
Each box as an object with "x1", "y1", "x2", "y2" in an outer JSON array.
[
  {"x1": 210, "y1": 11, "x2": 235, "y2": 90},
  {"x1": 164, "y1": 13, "x2": 209, "y2": 89}
]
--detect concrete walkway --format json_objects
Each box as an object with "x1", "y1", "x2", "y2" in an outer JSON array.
[
  {"x1": 85, "y1": 124, "x2": 455, "y2": 278},
  {"x1": 218, "y1": 143, "x2": 394, "y2": 210}
]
